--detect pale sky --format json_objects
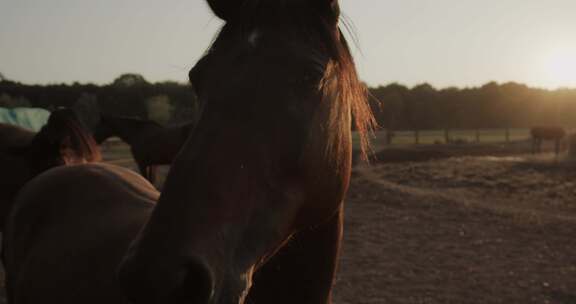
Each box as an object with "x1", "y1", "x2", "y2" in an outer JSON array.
[{"x1": 1, "y1": 0, "x2": 576, "y2": 89}]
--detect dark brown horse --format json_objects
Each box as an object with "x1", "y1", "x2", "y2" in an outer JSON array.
[
  {"x1": 93, "y1": 115, "x2": 193, "y2": 183},
  {"x1": 0, "y1": 108, "x2": 101, "y2": 228},
  {"x1": 3, "y1": 1, "x2": 375, "y2": 303},
  {"x1": 530, "y1": 126, "x2": 566, "y2": 155}
]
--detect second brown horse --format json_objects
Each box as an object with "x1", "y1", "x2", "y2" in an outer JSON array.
[
  {"x1": 530, "y1": 126, "x2": 566, "y2": 155},
  {"x1": 93, "y1": 115, "x2": 193, "y2": 184}
]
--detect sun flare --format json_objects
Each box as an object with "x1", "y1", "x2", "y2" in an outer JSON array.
[{"x1": 541, "y1": 46, "x2": 576, "y2": 88}]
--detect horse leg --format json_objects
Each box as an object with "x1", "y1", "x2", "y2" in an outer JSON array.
[
  {"x1": 137, "y1": 163, "x2": 149, "y2": 181},
  {"x1": 148, "y1": 165, "x2": 157, "y2": 186},
  {"x1": 247, "y1": 206, "x2": 343, "y2": 304}
]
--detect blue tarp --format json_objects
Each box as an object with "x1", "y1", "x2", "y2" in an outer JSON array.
[{"x1": 0, "y1": 107, "x2": 50, "y2": 131}]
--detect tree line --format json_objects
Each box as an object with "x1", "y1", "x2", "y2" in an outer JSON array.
[
  {"x1": 0, "y1": 74, "x2": 198, "y2": 127},
  {"x1": 371, "y1": 82, "x2": 576, "y2": 131},
  {"x1": 1, "y1": 74, "x2": 576, "y2": 130}
]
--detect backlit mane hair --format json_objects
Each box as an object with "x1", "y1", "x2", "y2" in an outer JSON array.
[
  {"x1": 319, "y1": 25, "x2": 377, "y2": 162},
  {"x1": 33, "y1": 108, "x2": 102, "y2": 163}
]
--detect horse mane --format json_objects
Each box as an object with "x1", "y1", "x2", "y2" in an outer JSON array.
[
  {"x1": 33, "y1": 108, "x2": 102, "y2": 163},
  {"x1": 286, "y1": 11, "x2": 377, "y2": 163},
  {"x1": 101, "y1": 115, "x2": 163, "y2": 128},
  {"x1": 96, "y1": 115, "x2": 164, "y2": 145},
  {"x1": 321, "y1": 26, "x2": 376, "y2": 162}
]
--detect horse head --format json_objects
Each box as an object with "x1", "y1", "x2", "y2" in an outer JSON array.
[
  {"x1": 93, "y1": 115, "x2": 163, "y2": 146},
  {"x1": 118, "y1": 1, "x2": 374, "y2": 303}
]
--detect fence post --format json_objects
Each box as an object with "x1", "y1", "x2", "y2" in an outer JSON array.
[
  {"x1": 505, "y1": 128, "x2": 510, "y2": 143},
  {"x1": 475, "y1": 129, "x2": 480, "y2": 143},
  {"x1": 444, "y1": 129, "x2": 450, "y2": 144},
  {"x1": 386, "y1": 129, "x2": 394, "y2": 145},
  {"x1": 414, "y1": 130, "x2": 420, "y2": 145}
]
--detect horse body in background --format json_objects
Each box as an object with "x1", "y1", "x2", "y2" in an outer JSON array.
[
  {"x1": 3, "y1": 1, "x2": 375, "y2": 304},
  {"x1": 93, "y1": 116, "x2": 192, "y2": 183},
  {"x1": 530, "y1": 126, "x2": 566, "y2": 155},
  {"x1": 0, "y1": 123, "x2": 35, "y2": 150},
  {"x1": 0, "y1": 109, "x2": 100, "y2": 229}
]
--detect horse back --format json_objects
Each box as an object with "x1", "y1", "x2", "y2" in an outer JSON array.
[
  {"x1": 3, "y1": 163, "x2": 158, "y2": 304},
  {"x1": 530, "y1": 126, "x2": 566, "y2": 140}
]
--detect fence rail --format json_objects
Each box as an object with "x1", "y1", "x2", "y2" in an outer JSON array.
[
  {"x1": 373, "y1": 128, "x2": 532, "y2": 145},
  {"x1": 105, "y1": 128, "x2": 536, "y2": 148}
]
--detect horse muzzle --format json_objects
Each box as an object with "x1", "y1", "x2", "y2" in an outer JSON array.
[{"x1": 118, "y1": 255, "x2": 215, "y2": 304}]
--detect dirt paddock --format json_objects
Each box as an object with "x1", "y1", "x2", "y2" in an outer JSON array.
[
  {"x1": 1, "y1": 142, "x2": 576, "y2": 303},
  {"x1": 335, "y1": 145, "x2": 576, "y2": 304}
]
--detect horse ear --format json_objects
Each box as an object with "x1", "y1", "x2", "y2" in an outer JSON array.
[
  {"x1": 313, "y1": 0, "x2": 340, "y2": 22},
  {"x1": 206, "y1": 0, "x2": 244, "y2": 21}
]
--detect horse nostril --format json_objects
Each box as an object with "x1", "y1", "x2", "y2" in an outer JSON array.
[
  {"x1": 171, "y1": 260, "x2": 215, "y2": 303},
  {"x1": 118, "y1": 257, "x2": 214, "y2": 304}
]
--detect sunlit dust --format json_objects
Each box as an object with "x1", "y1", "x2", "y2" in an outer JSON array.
[{"x1": 541, "y1": 46, "x2": 576, "y2": 88}]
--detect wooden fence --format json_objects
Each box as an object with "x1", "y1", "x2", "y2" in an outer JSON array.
[{"x1": 380, "y1": 128, "x2": 531, "y2": 145}]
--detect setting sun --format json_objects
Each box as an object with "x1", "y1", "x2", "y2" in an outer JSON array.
[{"x1": 541, "y1": 46, "x2": 576, "y2": 88}]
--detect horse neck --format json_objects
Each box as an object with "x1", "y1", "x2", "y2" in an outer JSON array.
[
  {"x1": 108, "y1": 119, "x2": 161, "y2": 145},
  {"x1": 178, "y1": 123, "x2": 195, "y2": 140}
]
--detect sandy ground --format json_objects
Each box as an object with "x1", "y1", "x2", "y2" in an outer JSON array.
[
  {"x1": 334, "y1": 152, "x2": 576, "y2": 304},
  {"x1": 2, "y1": 141, "x2": 576, "y2": 303}
]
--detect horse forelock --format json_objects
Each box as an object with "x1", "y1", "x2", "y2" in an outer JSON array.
[
  {"x1": 297, "y1": 23, "x2": 375, "y2": 167},
  {"x1": 324, "y1": 27, "x2": 375, "y2": 162}
]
